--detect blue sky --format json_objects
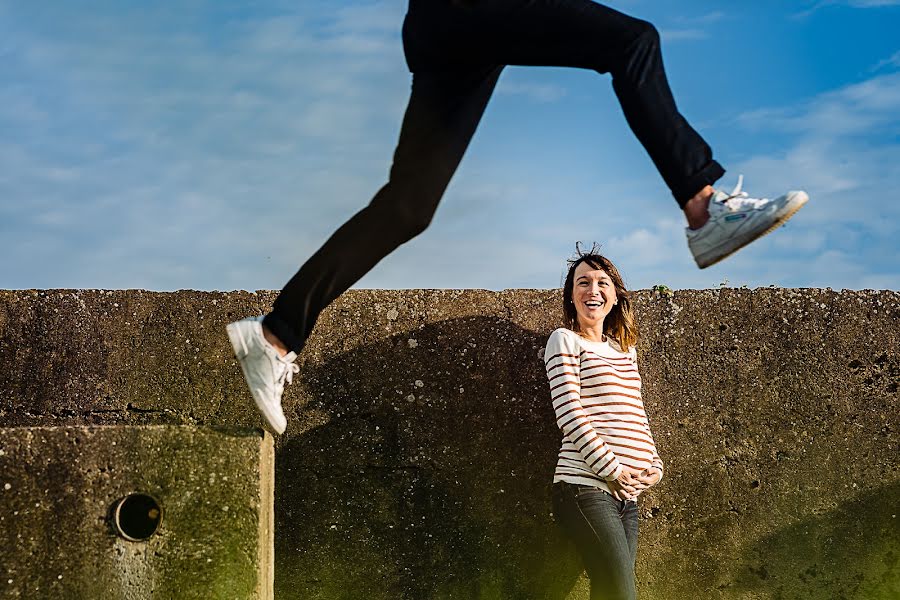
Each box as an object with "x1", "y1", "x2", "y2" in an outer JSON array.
[{"x1": 2, "y1": 0, "x2": 898, "y2": 292}]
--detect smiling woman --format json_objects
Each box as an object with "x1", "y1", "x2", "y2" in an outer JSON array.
[{"x1": 545, "y1": 245, "x2": 664, "y2": 600}]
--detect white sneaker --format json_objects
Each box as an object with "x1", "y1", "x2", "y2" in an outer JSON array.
[
  {"x1": 687, "y1": 175, "x2": 808, "y2": 269},
  {"x1": 226, "y1": 316, "x2": 299, "y2": 434}
]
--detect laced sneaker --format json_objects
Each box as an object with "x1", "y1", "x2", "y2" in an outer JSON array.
[
  {"x1": 226, "y1": 316, "x2": 299, "y2": 434},
  {"x1": 687, "y1": 175, "x2": 808, "y2": 268}
]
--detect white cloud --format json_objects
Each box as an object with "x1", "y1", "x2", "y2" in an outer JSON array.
[
  {"x1": 737, "y1": 72, "x2": 900, "y2": 138},
  {"x1": 0, "y1": 1, "x2": 413, "y2": 290},
  {"x1": 1, "y1": 1, "x2": 897, "y2": 292},
  {"x1": 724, "y1": 70, "x2": 900, "y2": 289},
  {"x1": 872, "y1": 50, "x2": 900, "y2": 72},
  {"x1": 796, "y1": 0, "x2": 900, "y2": 17},
  {"x1": 843, "y1": 0, "x2": 900, "y2": 5},
  {"x1": 659, "y1": 9, "x2": 727, "y2": 42},
  {"x1": 733, "y1": 71, "x2": 900, "y2": 203}
]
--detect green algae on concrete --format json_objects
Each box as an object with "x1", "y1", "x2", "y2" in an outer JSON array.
[{"x1": 0, "y1": 426, "x2": 273, "y2": 600}]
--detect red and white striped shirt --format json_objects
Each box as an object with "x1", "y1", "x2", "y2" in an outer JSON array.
[{"x1": 544, "y1": 327, "x2": 663, "y2": 496}]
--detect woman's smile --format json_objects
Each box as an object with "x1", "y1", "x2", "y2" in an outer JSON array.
[{"x1": 573, "y1": 261, "x2": 617, "y2": 331}]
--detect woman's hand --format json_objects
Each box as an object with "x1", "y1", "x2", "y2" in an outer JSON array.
[
  {"x1": 609, "y1": 468, "x2": 642, "y2": 501},
  {"x1": 610, "y1": 467, "x2": 662, "y2": 500},
  {"x1": 634, "y1": 466, "x2": 662, "y2": 488}
]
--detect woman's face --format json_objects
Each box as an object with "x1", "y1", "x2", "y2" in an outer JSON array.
[{"x1": 572, "y1": 261, "x2": 617, "y2": 330}]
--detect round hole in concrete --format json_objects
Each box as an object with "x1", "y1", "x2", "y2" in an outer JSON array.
[{"x1": 112, "y1": 493, "x2": 162, "y2": 541}]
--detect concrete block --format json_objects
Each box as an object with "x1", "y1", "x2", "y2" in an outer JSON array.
[
  {"x1": 0, "y1": 426, "x2": 273, "y2": 600},
  {"x1": 0, "y1": 289, "x2": 897, "y2": 599}
]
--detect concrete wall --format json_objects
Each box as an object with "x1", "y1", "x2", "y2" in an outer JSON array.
[
  {"x1": 0, "y1": 288, "x2": 897, "y2": 599},
  {"x1": 0, "y1": 426, "x2": 273, "y2": 599}
]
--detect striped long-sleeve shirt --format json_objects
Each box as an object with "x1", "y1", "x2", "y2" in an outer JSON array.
[{"x1": 544, "y1": 327, "x2": 663, "y2": 496}]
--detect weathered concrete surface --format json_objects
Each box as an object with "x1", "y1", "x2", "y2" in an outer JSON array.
[
  {"x1": 0, "y1": 426, "x2": 273, "y2": 600},
  {"x1": 0, "y1": 288, "x2": 898, "y2": 599}
]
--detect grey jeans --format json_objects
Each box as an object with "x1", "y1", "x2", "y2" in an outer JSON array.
[{"x1": 553, "y1": 482, "x2": 639, "y2": 600}]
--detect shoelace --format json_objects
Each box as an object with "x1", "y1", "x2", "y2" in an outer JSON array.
[
  {"x1": 717, "y1": 175, "x2": 770, "y2": 210},
  {"x1": 276, "y1": 360, "x2": 300, "y2": 388}
]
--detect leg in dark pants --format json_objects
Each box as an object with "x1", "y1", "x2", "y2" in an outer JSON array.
[
  {"x1": 265, "y1": 0, "x2": 723, "y2": 353},
  {"x1": 553, "y1": 482, "x2": 639, "y2": 600},
  {"x1": 264, "y1": 62, "x2": 503, "y2": 352}
]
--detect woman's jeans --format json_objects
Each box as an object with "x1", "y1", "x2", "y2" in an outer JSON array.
[
  {"x1": 553, "y1": 482, "x2": 639, "y2": 600},
  {"x1": 264, "y1": 0, "x2": 725, "y2": 353}
]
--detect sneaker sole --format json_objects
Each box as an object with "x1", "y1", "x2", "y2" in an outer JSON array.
[
  {"x1": 226, "y1": 322, "x2": 287, "y2": 435},
  {"x1": 696, "y1": 192, "x2": 809, "y2": 269}
]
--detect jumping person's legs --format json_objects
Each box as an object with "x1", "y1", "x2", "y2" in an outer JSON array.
[
  {"x1": 553, "y1": 483, "x2": 638, "y2": 600},
  {"x1": 264, "y1": 64, "x2": 503, "y2": 354},
  {"x1": 225, "y1": 4, "x2": 504, "y2": 433},
  {"x1": 262, "y1": 0, "x2": 721, "y2": 356},
  {"x1": 229, "y1": 0, "x2": 808, "y2": 433}
]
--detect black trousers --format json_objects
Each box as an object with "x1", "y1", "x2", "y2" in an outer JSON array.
[{"x1": 264, "y1": 0, "x2": 725, "y2": 353}]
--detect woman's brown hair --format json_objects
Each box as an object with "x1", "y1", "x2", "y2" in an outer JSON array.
[{"x1": 562, "y1": 243, "x2": 638, "y2": 351}]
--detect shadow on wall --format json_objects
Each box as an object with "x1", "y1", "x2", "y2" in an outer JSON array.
[
  {"x1": 733, "y1": 481, "x2": 900, "y2": 600},
  {"x1": 273, "y1": 315, "x2": 585, "y2": 600}
]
